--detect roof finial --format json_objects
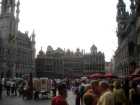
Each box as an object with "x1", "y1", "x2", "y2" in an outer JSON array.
[
  {"x1": 117, "y1": 0, "x2": 127, "y2": 21},
  {"x1": 16, "y1": 0, "x2": 20, "y2": 21},
  {"x1": 32, "y1": 29, "x2": 35, "y2": 36},
  {"x1": 41, "y1": 46, "x2": 43, "y2": 51},
  {"x1": 130, "y1": 0, "x2": 136, "y2": 15}
]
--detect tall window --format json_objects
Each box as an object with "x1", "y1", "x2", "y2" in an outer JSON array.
[
  {"x1": 0, "y1": 4, "x2": 1, "y2": 15},
  {"x1": 7, "y1": 7, "x2": 11, "y2": 14}
]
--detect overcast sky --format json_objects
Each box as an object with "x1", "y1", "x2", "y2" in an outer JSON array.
[{"x1": 18, "y1": 0, "x2": 130, "y2": 61}]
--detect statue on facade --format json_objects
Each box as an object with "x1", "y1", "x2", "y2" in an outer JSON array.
[{"x1": 136, "y1": 0, "x2": 140, "y2": 16}]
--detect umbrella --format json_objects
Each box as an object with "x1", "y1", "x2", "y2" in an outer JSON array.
[
  {"x1": 118, "y1": 75, "x2": 132, "y2": 80},
  {"x1": 133, "y1": 77, "x2": 140, "y2": 81},
  {"x1": 126, "y1": 74, "x2": 140, "y2": 80},
  {"x1": 88, "y1": 73, "x2": 104, "y2": 79},
  {"x1": 104, "y1": 72, "x2": 117, "y2": 78},
  {"x1": 81, "y1": 76, "x2": 87, "y2": 80},
  {"x1": 129, "y1": 74, "x2": 140, "y2": 77}
]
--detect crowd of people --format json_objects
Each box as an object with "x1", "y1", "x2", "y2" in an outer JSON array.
[
  {"x1": 52, "y1": 78, "x2": 140, "y2": 105},
  {"x1": 0, "y1": 79, "x2": 18, "y2": 98},
  {"x1": 0, "y1": 78, "x2": 34, "y2": 100},
  {"x1": 0, "y1": 77, "x2": 140, "y2": 105},
  {"x1": 0, "y1": 78, "x2": 63, "y2": 100}
]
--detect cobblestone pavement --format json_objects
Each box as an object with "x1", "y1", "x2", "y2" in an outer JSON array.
[{"x1": 0, "y1": 91, "x2": 75, "y2": 105}]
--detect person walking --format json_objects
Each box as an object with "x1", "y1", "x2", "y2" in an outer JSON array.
[
  {"x1": 51, "y1": 83, "x2": 68, "y2": 105},
  {"x1": 97, "y1": 80, "x2": 114, "y2": 105}
]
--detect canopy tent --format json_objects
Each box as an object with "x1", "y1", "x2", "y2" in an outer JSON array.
[
  {"x1": 129, "y1": 74, "x2": 140, "y2": 77},
  {"x1": 88, "y1": 73, "x2": 104, "y2": 79},
  {"x1": 132, "y1": 68, "x2": 140, "y2": 75},
  {"x1": 104, "y1": 72, "x2": 118, "y2": 78},
  {"x1": 81, "y1": 76, "x2": 87, "y2": 80},
  {"x1": 133, "y1": 77, "x2": 140, "y2": 81},
  {"x1": 132, "y1": 77, "x2": 140, "y2": 84}
]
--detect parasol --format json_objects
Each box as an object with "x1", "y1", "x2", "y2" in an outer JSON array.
[{"x1": 88, "y1": 73, "x2": 104, "y2": 79}]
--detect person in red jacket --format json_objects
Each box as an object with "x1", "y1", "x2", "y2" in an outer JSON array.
[{"x1": 51, "y1": 83, "x2": 68, "y2": 105}]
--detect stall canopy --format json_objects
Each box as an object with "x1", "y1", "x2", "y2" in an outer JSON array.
[
  {"x1": 128, "y1": 68, "x2": 140, "y2": 79},
  {"x1": 104, "y1": 72, "x2": 118, "y2": 78},
  {"x1": 133, "y1": 77, "x2": 140, "y2": 81},
  {"x1": 88, "y1": 73, "x2": 104, "y2": 79}
]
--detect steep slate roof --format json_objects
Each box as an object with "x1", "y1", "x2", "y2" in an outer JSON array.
[{"x1": 17, "y1": 31, "x2": 30, "y2": 41}]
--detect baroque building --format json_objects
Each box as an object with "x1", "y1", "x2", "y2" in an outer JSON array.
[
  {"x1": 36, "y1": 45, "x2": 105, "y2": 78},
  {"x1": 114, "y1": 0, "x2": 140, "y2": 76},
  {"x1": 0, "y1": 0, "x2": 35, "y2": 78}
]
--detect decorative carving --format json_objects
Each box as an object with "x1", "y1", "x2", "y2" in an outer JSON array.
[
  {"x1": 136, "y1": 0, "x2": 140, "y2": 16},
  {"x1": 117, "y1": 0, "x2": 126, "y2": 15},
  {"x1": 130, "y1": 0, "x2": 136, "y2": 15}
]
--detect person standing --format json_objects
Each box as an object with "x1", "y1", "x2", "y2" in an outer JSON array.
[
  {"x1": 34, "y1": 89, "x2": 39, "y2": 100},
  {"x1": 129, "y1": 81, "x2": 140, "y2": 105},
  {"x1": 27, "y1": 73, "x2": 33, "y2": 99},
  {"x1": 13, "y1": 83, "x2": 17, "y2": 96},
  {"x1": 74, "y1": 82, "x2": 80, "y2": 105},
  {"x1": 113, "y1": 80, "x2": 127, "y2": 105},
  {"x1": 83, "y1": 84, "x2": 94, "y2": 105},
  {"x1": 0, "y1": 80, "x2": 2, "y2": 99},
  {"x1": 51, "y1": 83, "x2": 68, "y2": 105},
  {"x1": 91, "y1": 80, "x2": 100, "y2": 105},
  {"x1": 52, "y1": 79, "x2": 57, "y2": 97},
  {"x1": 6, "y1": 81, "x2": 11, "y2": 96},
  {"x1": 79, "y1": 81, "x2": 86, "y2": 105},
  {"x1": 97, "y1": 80, "x2": 114, "y2": 105},
  {"x1": 0, "y1": 73, "x2": 4, "y2": 99},
  {"x1": 11, "y1": 82, "x2": 14, "y2": 95}
]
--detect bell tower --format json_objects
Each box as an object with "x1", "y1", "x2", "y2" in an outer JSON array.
[
  {"x1": 116, "y1": 0, "x2": 129, "y2": 45},
  {"x1": 0, "y1": 0, "x2": 18, "y2": 78}
]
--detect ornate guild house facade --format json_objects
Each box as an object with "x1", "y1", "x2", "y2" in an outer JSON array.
[
  {"x1": 36, "y1": 45, "x2": 105, "y2": 78},
  {"x1": 0, "y1": 0, "x2": 35, "y2": 78},
  {"x1": 114, "y1": 0, "x2": 140, "y2": 76}
]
